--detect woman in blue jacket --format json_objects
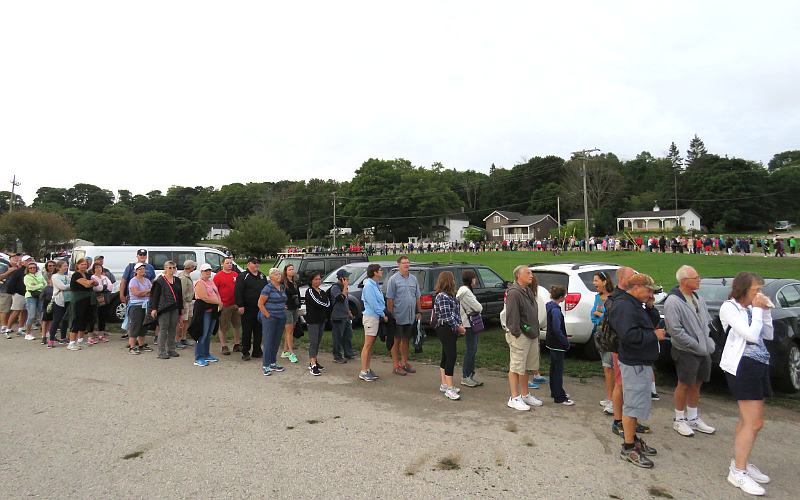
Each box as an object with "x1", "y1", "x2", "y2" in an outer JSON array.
[{"x1": 591, "y1": 271, "x2": 614, "y2": 413}]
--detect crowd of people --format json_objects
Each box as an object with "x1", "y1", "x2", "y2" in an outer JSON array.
[{"x1": 0, "y1": 249, "x2": 779, "y2": 496}]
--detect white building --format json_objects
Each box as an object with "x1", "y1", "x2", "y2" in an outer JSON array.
[
  {"x1": 206, "y1": 224, "x2": 231, "y2": 240},
  {"x1": 616, "y1": 204, "x2": 701, "y2": 232},
  {"x1": 429, "y1": 214, "x2": 470, "y2": 242}
]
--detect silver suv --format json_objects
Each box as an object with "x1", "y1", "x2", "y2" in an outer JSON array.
[{"x1": 530, "y1": 263, "x2": 665, "y2": 359}]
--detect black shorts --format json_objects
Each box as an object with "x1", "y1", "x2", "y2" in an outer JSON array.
[
  {"x1": 726, "y1": 356, "x2": 772, "y2": 401},
  {"x1": 394, "y1": 323, "x2": 414, "y2": 339},
  {"x1": 672, "y1": 349, "x2": 711, "y2": 385}
]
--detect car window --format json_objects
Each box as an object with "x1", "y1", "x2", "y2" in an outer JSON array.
[
  {"x1": 777, "y1": 285, "x2": 800, "y2": 308},
  {"x1": 323, "y1": 264, "x2": 362, "y2": 284},
  {"x1": 149, "y1": 251, "x2": 172, "y2": 270},
  {"x1": 578, "y1": 269, "x2": 618, "y2": 290},
  {"x1": 276, "y1": 257, "x2": 302, "y2": 274},
  {"x1": 477, "y1": 267, "x2": 504, "y2": 288},
  {"x1": 204, "y1": 252, "x2": 224, "y2": 272},
  {"x1": 533, "y1": 271, "x2": 569, "y2": 290},
  {"x1": 304, "y1": 260, "x2": 325, "y2": 275},
  {"x1": 174, "y1": 251, "x2": 195, "y2": 270},
  {"x1": 696, "y1": 284, "x2": 732, "y2": 302},
  {"x1": 326, "y1": 259, "x2": 346, "y2": 273}
]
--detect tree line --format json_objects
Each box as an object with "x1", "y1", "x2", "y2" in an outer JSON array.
[{"x1": 1, "y1": 136, "x2": 798, "y2": 257}]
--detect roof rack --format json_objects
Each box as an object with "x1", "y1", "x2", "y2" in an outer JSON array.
[
  {"x1": 276, "y1": 251, "x2": 368, "y2": 257},
  {"x1": 570, "y1": 262, "x2": 621, "y2": 270}
]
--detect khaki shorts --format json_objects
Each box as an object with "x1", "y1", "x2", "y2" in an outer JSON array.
[
  {"x1": 181, "y1": 300, "x2": 194, "y2": 322},
  {"x1": 506, "y1": 331, "x2": 540, "y2": 374},
  {"x1": 363, "y1": 315, "x2": 380, "y2": 337},
  {"x1": 219, "y1": 304, "x2": 241, "y2": 331},
  {"x1": 11, "y1": 294, "x2": 25, "y2": 311},
  {"x1": 0, "y1": 293, "x2": 11, "y2": 314}
]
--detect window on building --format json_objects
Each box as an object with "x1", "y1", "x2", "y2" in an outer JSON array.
[
  {"x1": 492, "y1": 229, "x2": 500, "y2": 237},
  {"x1": 493, "y1": 215, "x2": 500, "y2": 223}
]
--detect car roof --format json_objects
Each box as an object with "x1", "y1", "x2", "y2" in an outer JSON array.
[
  {"x1": 407, "y1": 262, "x2": 490, "y2": 268},
  {"x1": 530, "y1": 263, "x2": 620, "y2": 272},
  {"x1": 335, "y1": 261, "x2": 397, "y2": 268}
]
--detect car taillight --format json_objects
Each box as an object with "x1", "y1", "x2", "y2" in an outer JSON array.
[
  {"x1": 420, "y1": 294, "x2": 433, "y2": 309},
  {"x1": 564, "y1": 293, "x2": 581, "y2": 311}
]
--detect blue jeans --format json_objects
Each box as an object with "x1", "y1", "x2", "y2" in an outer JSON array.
[
  {"x1": 25, "y1": 297, "x2": 41, "y2": 329},
  {"x1": 261, "y1": 314, "x2": 286, "y2": 367},
  {"x1": 549, "y1": 349, "x2": 567, "y2": 402},
  {"x1": 195, "y1": 311, "x2": 215, "y2": 361},
  {"x1": 332, "y1": 319, "x2": 355, "y2": 359},
  {"x1": 462, "y1": 327, "x2": 479, "y2": 378}
]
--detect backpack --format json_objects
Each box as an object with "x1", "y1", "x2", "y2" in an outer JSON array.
[{"x1": 597, "y1": 295, "x2": 619, "y2": 353}]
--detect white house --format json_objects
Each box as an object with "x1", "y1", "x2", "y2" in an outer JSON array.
[
  {"x1": 429, "y1": 214, "x2": 470, "y2": 242},
  {"x1": 207, "y1": 224, "x2": 231, "y2": 240},
  {"x1": 616, "y1": 204, "x2": 701, "y2": 232}
]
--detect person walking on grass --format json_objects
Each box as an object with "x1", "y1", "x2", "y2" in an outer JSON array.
[
  {"x1": 386, "y1": 255, "x2": 421, "y2": 376},
  {"x1": 432, "y1": 271, "x2": 465, "y2": 401},
  {"x1": 303, "y1": 271, "x2": 330, "y2": 377},
  {"x1": 257, "y1": 268, "x2": 287, "y2": 376},
  {"x1": 720, "y1": 272, "x2": 774, "y2": 496},
  {"x1": 664, "y1": 265, "x2": 716, "y2": 438},
  {"x1": 359, "y1": 264, "x2": 385, "y2": 382},
  {"x1": 457, "y1": 269, "x2": 483, "y2": 388},
  {"x1": 545, "y1": 285, "x2": 574, "y2": 406},
  {"x1": 591, "y1": 270, "x2": 615, "y2": 414},
  {"x1": 280, "y1": 264, "x2": 301, "y2": 364},
  {"x1": 504, "y1": 265, "x2": 543, "y2": 411}
]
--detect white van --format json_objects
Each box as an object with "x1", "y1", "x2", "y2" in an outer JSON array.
[{"x1": 70, "y1": 246, "x2": 242, "y2": 322}]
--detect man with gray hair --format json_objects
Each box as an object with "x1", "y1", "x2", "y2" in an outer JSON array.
[
  {"x1": 664, "y1": 265, "x2": 716, "y2": 437},
  {"x1": 504, "y1": 265, "x2": 543, "y2": 411}
]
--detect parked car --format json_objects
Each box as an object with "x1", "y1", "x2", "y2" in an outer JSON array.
[
  {"x1": 775, "y1": 220, "x2": 793, "y2": 231},
  {"x1": 655, "y1": 277, "x2": 800, "y2": 393},
  {"x1": 384, "y1": 262, "x2": 508, "y2": 329},
  {"x1": 275, "y1": 252, "x2": 369, "y2": 287},
  {"x1": 531, "y1": 263, "x2": 666, "y2": 359}
]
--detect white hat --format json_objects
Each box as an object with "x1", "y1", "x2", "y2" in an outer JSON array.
[
  {"x1": 134, "y1": 262, "x2": 146, "y2": 270},
  {"x1": 21, "y1": 255, "x2": 32, "y2": 261},
  {"x1": 199, "y1": 263, "x2": 213, "y2": 271}
]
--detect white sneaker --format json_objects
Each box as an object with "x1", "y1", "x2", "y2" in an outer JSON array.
[
  {"x1": 24, "y1": 334, "x2": 36, "y2": 341},
  {"x1": 521, "y1": 393, "x2": 543, "y2": 407},
  {"x1": 507, "y1": 396, "x2": 530, "y2": 411},
  {"x1": 560, "y1": 399, "x2": 575, "y2": 406},
  {"x1": 731, "y1": 460, "x2": 771, "y2": 484},
  {"x1": 443, "y1": 388, "x2": 461, "y2": 400},
  {"x1": 439, "y1": 384, "x2": 461, "y2": 394},
  {"x1": 603, "y1": 402, "x2": 614, "y2": 415},
  {"x1": 3, "y1": 331, "x2": 10, "y2": 339},
  {"x1": 599, "y1": 399, "x2": 610, "y2": 407},
  {"x1": 0, "y1": 326, "x2": 8, "y2": 333},
  {"x1": 728, "y1": 467, "x2": 765, "y2": 496},
  {"x1": 673, "y1": 419, "x2": 695, "y2": 437},
  {"x1": 66, "y1": 342, "x2": 81, "y2": 351},
  {"x1": 17, "y1": 327, "x2": 25, "y2": 335},
  {"x1": 77, "y1": 337, "x2": 86, "y2": 344},
  {"x1": 688, "y1": 417, "x2": 715, "y2": 434}
]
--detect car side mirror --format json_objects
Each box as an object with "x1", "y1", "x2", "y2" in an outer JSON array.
[{"x1": 358, "y1": 282, "x2": 365, "y2": 288}]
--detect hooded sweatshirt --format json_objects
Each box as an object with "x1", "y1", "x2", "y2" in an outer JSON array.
[
  {"x1": 663, "y1": 286, "x2": 715, "y2": 356},
  {"x1": 545, "y1": 301, "x2": 570, "y2": 351},
  {"x1": 609, "y1": 290, "x2": 660, "y2": 366},
  {"x1": 504, "y1": 282, "x2": 539, "y2": 339}
]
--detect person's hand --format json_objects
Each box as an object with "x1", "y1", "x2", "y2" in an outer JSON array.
[
  {"x1": 120, "y1": 294, "x2": 128, "y2": 304},
  {"x1": 593, "y1": 310, "x2": 602, "y2": 317},
  {"x1": 654, "y1": 328, "x2": 666, "y2": 340},
  {"x1": 263, "y1": 310, "x2": 270, "y2": 318},
  {"x1": 415, "y1": 312, "x2": 422, "y2": 321},
  {"x1": 383, "y1": 315, "x2": 388, "y2": 322},
  {"x1": 457, "y1": 325, "x2": 466, "y2": 335},
  {"x1": 238, "y1": 307, "x2": 244, "y2": 315},
  {"x1": 150, "y1": 310, "x2": 157, "y2": 319},
  {"x1": 753, "y1": 293, "x2": 770, "y2": 309}
]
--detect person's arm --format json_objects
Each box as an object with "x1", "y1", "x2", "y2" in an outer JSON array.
[
  {"x1": 194, "y1": 281, "x2": 208, "y2": 302},
  {"x1": 385, "y1": 276, "x2": 395, "y2": 314},
  {"x1": 551, "y1": 306, "x2": 569, "y2": 349},
  {"x1": 463, "y1": 290, "x2": 482, "y2": 315},
  {"x1": 119, "y1": 264, "x2": 131, "y2": 302},
  {"x1": 234, "y1": 274, "x2": 245, "y2": 309},
  {"x1": 719, "y1": 301, "x2": 765, "y2": 343},
  {"x1": 664, "y1": 296, "x2": 700, "y2": 352},
  {"x1": 149, "y1": 279, "x2": 162, "y2": 315},
  {"x1": 505, "y1": 290, "x2": 522, "y2": 336},
  {"x1": 617, "y1": 302, "x2": 659, "y2": 349},
  {"x1": 258, "y1": 293, "x2": 270, "y2": 318}
]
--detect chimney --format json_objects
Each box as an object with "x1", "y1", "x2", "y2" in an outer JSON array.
[{"x1": 653, "y1": 201, "x2": 660, "y2": 212}]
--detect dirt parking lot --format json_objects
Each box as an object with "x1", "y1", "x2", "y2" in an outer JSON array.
[{"x1": 1, "y1": 338, "x2": 798, "y2": 499}]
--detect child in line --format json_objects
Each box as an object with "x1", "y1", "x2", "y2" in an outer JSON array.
[{"x1": 546, "y1": 285, "x2": 574, "y2": 406}]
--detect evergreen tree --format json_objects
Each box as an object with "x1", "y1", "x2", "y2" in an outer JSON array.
[
  {"x1": 667, "y1": 141, "x2": 683, "y2": 170},
  {"x1": 686, "y1": 134, "x2": 708, "y2": 167}
]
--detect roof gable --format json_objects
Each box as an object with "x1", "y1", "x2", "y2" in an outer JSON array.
[
  {"x1": 617, "y1": 209, "x2": 695, "y2": 219},
  {"x1": 482, "y1": 210, "x2": 522, "y2": 222}
]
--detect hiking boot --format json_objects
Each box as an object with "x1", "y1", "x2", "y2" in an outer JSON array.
[
  {"x1": 221, "y1": 345, "x2": 231, "y2": 356},
  {"x1": 620, "y1": 445, "x2": 654, "y2": 469},
  {"x1": 634, "y1": 436, "x2": 657, "y2": 456}
]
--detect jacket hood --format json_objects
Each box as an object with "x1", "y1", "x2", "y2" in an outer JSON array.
[{"x1": 667, "y1": 286, "x2": 698, "y2": 303}]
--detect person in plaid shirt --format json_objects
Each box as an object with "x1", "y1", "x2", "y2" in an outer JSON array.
[{"x1": 432, "y1": 271, "x2": 465, "y2": 400}]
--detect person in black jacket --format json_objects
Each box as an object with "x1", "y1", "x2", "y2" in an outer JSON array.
[
  {"x1": 304, "y1": 272, "x2": 330, "y2": 376},
  {"x1": 149, "y1": 261, "x2": 184, "y2": 359},
  {"x1": 235, "y1": 257, "x2": 268, "y2": 361},
  {"x1": 3, "y1": 255, "x2": 29, "y2": 336},
  {"x1": 609, "y1": 273, "x2": 665, "y2": 469},
  {"x1": 545, "y1": 285, "x2": 573, "y2": 406}
]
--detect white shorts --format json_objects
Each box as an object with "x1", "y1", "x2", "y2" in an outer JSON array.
[
  {"x1": 363, "y1": 315, "x2": 380, "y2": 337},
  {"x1": 11, "y1": 294, "x2": 25, "y2": 311}
]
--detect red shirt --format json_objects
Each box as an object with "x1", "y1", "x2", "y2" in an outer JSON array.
[{"x1": 213, "y1": 270, "x2": 238, "y2": 307}]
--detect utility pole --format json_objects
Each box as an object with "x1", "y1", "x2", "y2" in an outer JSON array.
[
  {"x1": 9, "y1": 175, "x2": 20, "y2": 212},
  {"x1": 572, "y1": 148, "x2": 601, "y2": 252},
  {"x1": 557, "y1": 196, "x2": 561, "y2": 232},
  {"x1": 674, "y1": 167, "x2": 679, "y2": 230},
  {"x1": 332, "y1": 191, "x2": 337, "y2": 250}
]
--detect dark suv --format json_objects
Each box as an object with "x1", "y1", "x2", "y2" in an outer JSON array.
[
  {"x1": 275, "y1": 252, "x2": 369, "y2": 286},
  {"x1": 385, "y1": 262, "x2": 508, "y2": 329}
]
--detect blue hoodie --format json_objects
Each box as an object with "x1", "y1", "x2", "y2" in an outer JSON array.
[{"x1": 545, "y1": 301, "x2": 570, "y2": 351}]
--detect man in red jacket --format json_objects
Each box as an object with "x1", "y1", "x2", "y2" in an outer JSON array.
[{"x1": 213, "y1": 257, "x2": 241, "y2": 355}]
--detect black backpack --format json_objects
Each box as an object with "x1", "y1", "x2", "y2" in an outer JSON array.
[{"x1": 597, "y1": 296, "x2": 619, "y2": 353}]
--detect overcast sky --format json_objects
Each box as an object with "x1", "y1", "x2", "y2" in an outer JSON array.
[{"x1": 2, "y1": 1, "x2": 798, "y2": 204}]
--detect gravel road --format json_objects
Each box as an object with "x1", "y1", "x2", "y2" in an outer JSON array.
[{"x1": 1, "y1": 337, "x2": 798, "y2": 499}]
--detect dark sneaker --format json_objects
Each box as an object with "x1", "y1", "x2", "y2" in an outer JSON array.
[
  {"x1": 121, "y1": 333, "x2": 129, "y2": 339},
  {"x1": 310, "y1": 364, "x2": 322, "y2": 376},
  {"x1": 175, "y1": 342, "x2": 186, "y2": 350},
  {"x1": 403, "y1": 363, "x2": 416, "y2": 373},
  {"x1": 221, "y1": 346, "x2": 231, "y2": 356},
  {"x1": 316, "y1": 363, "x2": 325, "y2": 371},
  {"x1": 129, "y1": 347, "x2": 140, "y2": 355},
  {"x1": 140, "y1": 344, "x2": 153, "y2": 352},
  {"x1": 651, "y1": 392, "x2": 660, "y2": 401},
  {"x1": 232, "y1": 344, "x2": 241, "y2": 352},
  {"x1": 636, "y1": 423, "x2": 652, "y2": 434},
  {"x1": 157, "y1": 353, "x2": 171, "y2": 359},
  {"x1": 242, "y1": 353, "x2": 251, "y2": 361},
  {"x1": 252, "y1": 351, "x2": 263, "y2": 359},
  {"x1": 334, "y1": 358, "x2": 347, "y2": 364},
  {"x1": 169, "y1": 352, "x2": 180, "y2": 357},
  {"x1": 635, "y1": 436, "x2": 657, "y2": 456},
  {"x1": 620, "y1": 446, "x2": 654, "y2": 468},
  {"x1": 612, "y1": 421, "x2": 623, "y2": 437},
  {"x1": 393, "y1": 366, "x2": 407, "y2": 376}
]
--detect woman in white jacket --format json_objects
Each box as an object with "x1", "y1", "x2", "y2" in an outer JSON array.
[
  {"x1": 719, "y1": 272, "x2": 773, "y2": 496},
  {"x1": 457, "y1": 270, "x2": 483, "y2": 387}
]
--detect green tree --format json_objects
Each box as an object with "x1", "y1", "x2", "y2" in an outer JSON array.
[
  {"x1": 686, "y1": 134, "x2": 708, "y2": 167},
  {"x1": 32, "y1": 187, "x2": 69, "y2": 208},
  {"x1": 0, "y1": 191, "x2": 26, "y2": 213},
  {"x1": 66, "y1": 183, "x2": 114, "y2": 212},
  {"x1": 0, "y1": 210, "x2": 75, "y2": 258},
  {"x1": 462, "y1": 226, "x2": 485, "y2": 243},
  {"x1": 767, "y1": 150, "x2": 800, "y2": 171},
  {"x1": 223, "y1": 215, "x2": 288, "y2": 258}
]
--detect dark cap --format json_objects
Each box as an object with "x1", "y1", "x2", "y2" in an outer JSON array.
[
  {"x1": 628, "y1": 274, "x2": 657, "y2": 290},
  {"x1": 336, "y1": 269, "x2": 349, "y2": 279},
  {"x1": 96, "y1": 255, "x2": 104, "y2": 260},
  {"x1": 137, "y1": 249, "x2": 147, "y2": 256},
  {"x1": 247, "y1": 257, "x2": 261, "y2": 264}
]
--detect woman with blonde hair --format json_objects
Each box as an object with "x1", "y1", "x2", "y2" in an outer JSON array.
[{"x1": 432, "y1": 271, "x2": 465, "y2": 401}]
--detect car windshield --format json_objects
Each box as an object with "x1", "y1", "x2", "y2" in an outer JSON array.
[{"x1": 323, "y1": 265, "x2": 366, "y2": 284}]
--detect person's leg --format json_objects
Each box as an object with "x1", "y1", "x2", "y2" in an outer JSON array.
[
  {"x1": 270, "y1": 317, "x2": 286, "y2": 365},
  {"x1": 48, "y1": 304, "x2": 65, "y2": 342},
  {"x1": 283, "y1": 316, "x2": 295, "y2": 354},
  {"x1": 343, "y1": 320, "x2": 354, "y2": 358},
  {"x1": 361, "y1": 335, "x2": 376, "y2": 372},
  {"x1": 331, "y1": 320, "x2": 344, "y2": 360},
  {"x1": 252, "y1": 311, "x2": 263, "y2": 358},
  {"x1": 400, "y1": 337, "x2": 410, "y2": 367},
  {"x1": 612, "y1": 354, "x2": 623, "y2": 421},
  {"x1": 443, "y1": 328, "x2": 457, "y2": 388},
  {"x1": 218, "y1": 307, "x2": 231, "y2": 348},
  {"x1": 603, "y1": 367, "x2": 614, "y2": 401},
  {"x1": 308, "y1": 323, "x2": 322, "y2": 365},
  {"x1": 241, "y1": 308, "x2": 255, "y2": 355},
  {"x1": 97, "y1": 305, "x2": 107, "y2": 334},
  {"x1": 231, "y1": 308, "x2": 241, "y2": 346},
  {"x1": 260, "y1": 316, "x2": 271, "y2": 368},
  {"x1": 167, "y1": 310, "x2": 178, "y2": 354},
  {"x1": 24, "y1": 297, "x2": 37, "y2": 334},
  {"x1": 734, "y1": 400, "x2": 765, "y2": 470},
  {"x1": 508, "y1": 371, "x2": 520, "y2": 398},
  {"x1": 157, "y1": 312, "x2": 170, "y2": 356},
  {"x1": 128, "y1": 306, "x2": 143, "y2": 349},
  {"x1": 462, "y1": 327, "x2": 477, "y2": 379},
  {"x1": 196, "y1": 312, "x2": 210, "y2": 361},
  {"x1": 674, "y1": 382, "x2": 689, "y2": 411}
]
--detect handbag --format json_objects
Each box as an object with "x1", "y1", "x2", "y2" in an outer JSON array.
[
  {"x1": 29, "y1": 290, "x2": 41, "y2": 299},
  {"x1": 468, "y1": 313, "x2": 485, "y2": 333}
]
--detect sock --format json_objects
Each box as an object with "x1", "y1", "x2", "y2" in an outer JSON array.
[
  {"x1": 675, "y1": 410, "x2": 685, "y2": 421},
  {"x1": 651, "y1": 381, "x2": 657, "y2": 392},
  {"x1": 613, "y1": 419, "x2": 622, "y2": 426},
  {"x1": 687, "y1": 407, "x2": 698, "y2": 420},
  {"x1": 623, "y1": 442, "x2": 635, "y2": 451}
]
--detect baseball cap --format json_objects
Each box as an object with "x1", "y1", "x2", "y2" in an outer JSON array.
[
  {"x1": 336, "y1": 269, "x2": 349, "y2": 279},
  {"x1": 183, "y1": 259, "x2": 197, "y2": 269},
  {"x1": 247, "y1": 256, "x2": 261, "y2": 264},
  {"x1": 199, "y1": 263, "x2": 213, "y2": 271},
  {"x1": 137, "y1": 249, "x2": 147, "y2": 256},
  {"x1": 628, "y1": 274, "x2": 657, "y2": 290},
  {"x1": 21, "y1": 255, "x2": 32, "y2": 262},
  {"x1": 134, "y1": 262, "x2": 145, "y2": 270}
]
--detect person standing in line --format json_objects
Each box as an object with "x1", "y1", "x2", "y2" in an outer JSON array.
[
  {"x1": 664, "y1": 265, "x2": 716, "y2": 438},
  {"x1": 0, "y1": 253, "x2": 22, "y2": 337},
  {"x1": 592, "y1": 271, "x2": 615, "y2": 414},
  {"x1": 125, "y1": 263, "x2": 153, "y2": 355},
  {"x1": 149, "y1": 260, "x2": 184, "y2": 360},
  {"x1": 48, "y1": 260, "x2": 71, "y2": 346},
  {"x1": 545, "y1": 285, "x2": 574, "y2": 406},
  {"x1": 432, "y1": 271, "x2": 464, "y2": 401},
  {"x1": 280, "y1": 264, "x2": 300, "y2": 364},
  {"x1": 192, "y1": 263, "x2": 221, "y2": 366},
  {"x1": 386, "y1": 255, "x2": 421, "y2": 376},
  {"x1": 90, "y1": 262, "x2": 113, "y2": 343},
  {"x1": 69, "y1": 258, "x2": 96, "y2": 351},
  {"x1": 457, "y1": 269, "x2": 483, "y2": 388},
  {"x1": 303, "y1": 272, "x2": 330, "y2": 376},
  {"x1": 720, "y1": 272, "x2": 774, "y2": 496},
  {"x1": 4, "y1": 254, "x2": 31, "y2": 337},
  {"x1": 329, "y1": 269, "x2": 354, "y2": 364},
  {"x1": 504, "y1": 265, "x2": 543, "y2": 411},
  {"x1": 22, "y1": 261, "x2": 46, "y2": 341},
  {"x1": 175, "y1": 260, "x2": 196, "y2": 349},
  {"x1": 119, "y1": 249, "x2": 155, "y2": 340},
  {"x1": 39, "y1": 262, "x2": 56, "y2": 345},
  {"x1": 213, "y1": 257, "x2": 241, "y2": 356},
  {"x1": 235, "y1": 257, "x2": 267, "y2": 361},
  {"x1": 359, "y1": 264, "x2": 386, "y2": 382},
  {"x1": 257, "y1": 268, "x2": 287, "y2": 376}
]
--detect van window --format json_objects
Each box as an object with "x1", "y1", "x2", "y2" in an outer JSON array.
[
  {"x1": 276, "y1": 258, "x2": 301, "y2": 274},
  {"x1": 578, "y1": 269, "x2": 618, "y2": 290},
  {"x1": 326, "y1": 259, "x2": 346, "y2": 273},
  {"x1": 204, "y1": 252, "x2": 224, "y2": 272},
  {"x1": 70, "y1": 250, "x2": 86, "y2": 271},
  {"x1": 304, "y1": 260, "x2": 325, "y2": 275},
  {"x1": 533, "y1": 271, "x2": 569, "y2": 291},
  {"x1": 149, "y1": 251, "x2": 172, "y2": 270},
  {"x1": 174, "y1": 251, "x2": 196, "y2": 270}
]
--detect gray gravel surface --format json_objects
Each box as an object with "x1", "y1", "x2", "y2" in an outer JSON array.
[{"x1": 1, "y1": 337, "x2": 798, "y2": 499}]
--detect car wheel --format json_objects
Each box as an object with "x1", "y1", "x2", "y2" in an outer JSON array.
[
  {"x1": 112, "y1": 298, "x2": 126, "y2": 323},
  {"x1": 778, "y1": 343, "x2": 800, "y2": 393},
  {"x1": 582, "y1": 332, "x2": 600, "y2": 360}
]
